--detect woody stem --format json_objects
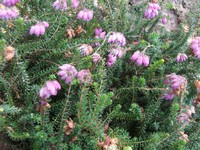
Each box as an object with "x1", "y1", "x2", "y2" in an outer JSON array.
[
  {"x1": 60, "y1": 84, "x2": 72, "y2": 130},
  {"x1": 142, "y1": 45, "x2": 154, "y2": 53}
]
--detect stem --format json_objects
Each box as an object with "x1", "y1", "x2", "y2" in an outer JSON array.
[
  {"x1": 142, "y1": 44, "x2": 154, "y2": 53},
  {"x1": 179, "y1": 87, "x2": 186, "y2": 114},
  {"x1": 27, "y1": 59, "x2": 60, "y2": 66},
  {"x1": 60, "y1": 84, "x2": 72, "y2": 129},
  {"x1": 77, "y1": 85, "x2": 85, "y2": 123},
  {"x1": 95, "y1": 32, "x2": 112, "y2": 53}
]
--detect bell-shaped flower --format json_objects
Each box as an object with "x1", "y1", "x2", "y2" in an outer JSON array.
[
  {"x1": 77, "y1": 9, "x2": 93, "y2": 21},
  {"x1": 107, "y1": 32, "x2": 126, "y2": 46},
  {"x1": 58, "y1": 64, "x2": 78, "y2": 84}
]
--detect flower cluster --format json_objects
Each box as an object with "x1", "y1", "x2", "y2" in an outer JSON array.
[
  {"x1": 164, "y1": 74, "x2": 187, "y2": 91},
  {"x1": 71, "y1": 0, "x2": 79, "y2": 9},
  {"x1": 163, "y1": 73, "x2": 187, "y2": 100},
  {"x1": 58, "y1": 64, "x2": 78, "y2": 84},
  {"x1": 176, "y1": 53, "x2": 188, "y2": 62},
  {"x1": 30, "y1": 21, "x2": 49, "y2": 37},
  {"x1": 77, "y1": 9, "x2": 93, "y2": 21},
  {"x1": 93, "y1": 27, "x2": 106, "y2": 47},
  {"x1": 190, "y1": 37, "x2": 200, "y2": 59},
  {"x1": 58, "y1": 64, "x2": 91, "y2": 84},
  {"x1": 0, "y1": 4, "x2": 19, "y2": 19},
  {"x1": 39, "y1": 80, "x2": 61, "y2": 99},
  {"x1": 144, "y1": 3, "x2": 161, "y2": 19},
  {"x1": 130, "y1": 50, "x2": 150, "y2": 67},
  {"x1": 95, "y1": 28, "x2": 106, "y2": 39},
  {"x1": 52, "y1": 0, "x2": 67, "y2": 10},
  {"x1": 1, "y1": 0, "x2": 19, "y2": 7},
  {"x1": 106, "y1": 32, "x2": 126, "y2": 66},
  {"x1": 107, "y1": 32, "x2": 126, "y2": 46}
]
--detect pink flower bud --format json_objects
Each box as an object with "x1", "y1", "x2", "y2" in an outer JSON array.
[
  {"x1": 52, "y1": 0, "x2": 67, "y2": 10},
  {"x1": 176, "y1": 53, "x2": 188, "y2": 62},
  {"x1": 144, "y1": 3, "x2": 160, "y2": 19},
  {"x1": 130, "y1": 51, "x2": 140, "y2": 61},
  {"x1": 29, "y1": 21, "x2": 49, "y2": 36},
  {"x1": 136, "y1": 55, "x2": 143, "y2": 66},
  {"x1": 39, "y1": 80, "x2": 61, "y2": 98},
  {"x1": 2, "y1": 0, "x2": 20, "y2": 7},
  {"x1": 142, "y1": 55, "x2": 150, "y2": 67},
  {"x1": 130, "y1": 51, "x2": 150, "y2": 67},
  {"x1": 77, "y1": 9, "x2": 93, "y2": 21},
  {"x1": 0, "y1": 6, "x2": 19, "y2": 20},
  {"x1": 71, "y1": 0, "x2": 79, "y2": 9}
]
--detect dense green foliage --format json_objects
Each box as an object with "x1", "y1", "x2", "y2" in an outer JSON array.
[{"x1": 0, "y1": 0, "x2": 200, "y2": 149}]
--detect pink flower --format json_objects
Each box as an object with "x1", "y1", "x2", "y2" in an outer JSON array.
[
  {"x1": 39, "y1": 80, "x2": 61, "y2": 99},
  {"x1": 42, "y1": 21, "x2": 49, "y2": 28},
  {"x1": 107, "y1": 32, "x2": 126, "y2": 46},
  {"x1": 130, "y1": 50, "x2": 140, "y2": 61},
  {"x1": 93, "y1": 28, "x2": 106, "y2": 47},
  {"x1": 2, "y1": 0, "x2": 20, "y2": 7},
  {"x1": 164, "y1": 74, "x2": 186, "y2": 90},
  {"x1": 52, "y1": 0, "x2": 67, "y2": 10},
  {"x1": 77, "y1": 9, "x2": 93, "y2": 21},
  {"x1": 92, "y1": 53, "x2": 101, "y2": 63},
  {"x1": 58, "y1": 64, "x2": 78, "y2": 84},
  {"x1": 190, "y1": 37, "x2": 200, "y2": 59},
  {"x1": 95, "y1": 28, "x2": 106, "y2": 39},
  {"x1": 77, "y1": 69, "x2": 91, "y2": 83},
  {"x1": 161, "y1": 15, "x2": 167, "y2": 24},
  {"x1": 144, "y1": 3, "x2": 161, "y2": 19},
  {"x1": 29, "y1": 21, "x2": 49, "y2": 37},
  {"x1": 0, "y1": 6, "x2": 19, "y2": 19},
  {"x1": 176, "y1": 53, "x2": 188, "y2": 62},
  {"x1": 106, "y1": 53, "x2": 117, "y2": 67},
  {"x1": 110, "y1": 47, "x2": 124, "y2": 58},
  {"x1": 162, "y1": 91, "x2": 174, "y2": 100},
  {"x1": 130, "y1": 51, "x2": 150, "y2": 67},
  {"x1": 71, "y1": 0, "x2": 79, "y2": 9}
]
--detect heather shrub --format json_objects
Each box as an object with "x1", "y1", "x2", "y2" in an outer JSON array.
[{"x1": 0, "y1": 0, "x2": 200, "y2": 149}]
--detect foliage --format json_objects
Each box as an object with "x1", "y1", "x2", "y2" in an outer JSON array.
[{"x1": 0, "y1": 0, "x2": 200, "y2": 149}]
